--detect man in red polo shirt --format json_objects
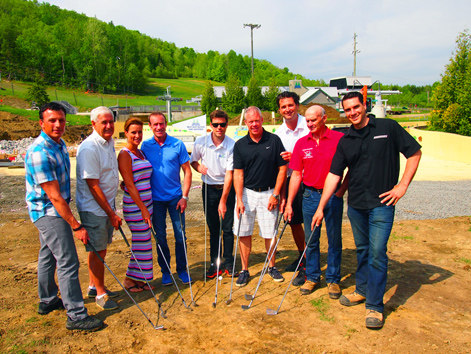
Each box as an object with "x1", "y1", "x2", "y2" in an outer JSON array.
[{"x1": 284, "y1": 105, "x2": 348, "y2": 297}]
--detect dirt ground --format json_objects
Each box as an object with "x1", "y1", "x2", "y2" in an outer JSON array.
[{"x1": 0, "y1": 172, "x2": 470, "y2": 354}]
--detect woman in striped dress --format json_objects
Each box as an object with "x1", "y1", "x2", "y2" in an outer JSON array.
[{"x1": 118, "y1": 118, "x2": 154, "y2": 292}]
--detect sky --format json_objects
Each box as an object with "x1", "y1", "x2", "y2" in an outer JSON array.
[{"x1": 46, "y1": 0, "x2": 471, "y2": 86}]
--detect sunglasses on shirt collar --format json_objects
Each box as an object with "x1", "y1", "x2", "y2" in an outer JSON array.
[{"x1": 211, "y1": 122, "x2": 227, "y2": 128}]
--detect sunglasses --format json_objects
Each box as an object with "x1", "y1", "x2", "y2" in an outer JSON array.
[{"x1": 211, "y1": 122, "x2": 227, "y2": 128}]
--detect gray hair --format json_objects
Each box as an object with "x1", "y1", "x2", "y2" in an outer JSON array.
[
  {"x1": 245, "y1": 106, "x2": 262, "y2": 119},
  {"x1": 90, "y1": 106, "x2": 113, "y2": 123}
]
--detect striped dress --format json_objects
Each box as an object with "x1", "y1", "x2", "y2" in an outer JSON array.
[{"x1": 122, "y1": 148, "x2": 154, "y2": 282}]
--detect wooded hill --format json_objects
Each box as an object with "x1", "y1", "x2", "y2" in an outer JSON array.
[{"x1": 0, "y1": 0, "x2": 324, "y2": 95}]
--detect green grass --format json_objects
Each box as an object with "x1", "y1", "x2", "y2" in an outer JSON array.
[
  {"x1": 309, "y1": 297, "x2": 335, "y2": 322},
  {"x1": 459, "y1": 258, "x2": 471, "y2": 265},
  {"x1": 389, "y1": 116, "x2": 429, "y2": 122},
  {"x1": 0, "y1": 105, "x2": 90, "y2": 125}
]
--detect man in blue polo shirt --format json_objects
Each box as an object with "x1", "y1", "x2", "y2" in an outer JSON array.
[
  {"x1": 141, "y1": 112, "x2": 193, "y2": 285},
  {"x1": 25, "y1": 102, "x2": 103, "y2": 331}
]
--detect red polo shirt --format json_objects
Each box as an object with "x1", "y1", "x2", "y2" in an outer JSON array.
[{"x1": 290, "y1": 128, "x2": 344, "y2": 189}]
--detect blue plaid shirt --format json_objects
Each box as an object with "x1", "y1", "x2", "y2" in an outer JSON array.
[{"x1": 25, "y1": 131, "x2": 71, "y2": 222}]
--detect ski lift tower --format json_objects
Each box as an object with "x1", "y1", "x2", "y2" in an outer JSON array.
[{"x1": 157, "y1": 86, "x2": 183, "y2": 123}]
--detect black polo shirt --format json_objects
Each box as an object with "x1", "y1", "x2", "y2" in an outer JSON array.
[
  {"x1": 330, "y1": 115, "x2": 421, "y2": 210},
  {"x1": 234, "y1": 129, "x2": 287, "y2": 189}
]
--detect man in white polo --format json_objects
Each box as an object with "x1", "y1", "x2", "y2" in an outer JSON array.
[{"x1": 76, "y1": 106, "x2": 122, "y2": 311}]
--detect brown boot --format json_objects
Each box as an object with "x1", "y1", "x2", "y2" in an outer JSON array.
[
  {"x1": 365, "y1": 309, "x2": 384, "y2": 329},
  {"x1": 339, "y1": 291, "x2": 366, "y2": 306},
  {"x1": 327, "y1": 283, "x2": 342, "y2": 299},
  {"x1": 300, "y1": 280, "x2": 319, "y2": 295}
]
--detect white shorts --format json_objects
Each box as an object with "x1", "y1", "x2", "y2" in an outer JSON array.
[{"x1": 234, "y1": 188, "x2": 279, "y2": 239}]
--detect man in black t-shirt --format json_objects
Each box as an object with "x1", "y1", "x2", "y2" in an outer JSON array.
[
  {"x1": 233, "y1": 106, "x2": 288, "y2": 287},
  {"x1": 312, "y1": 92, "x2": 422, "y2": 329}
]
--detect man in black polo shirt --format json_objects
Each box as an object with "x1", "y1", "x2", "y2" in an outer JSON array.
[
  {"x1": 312, "y1": 92, "x2": 421, "y2": 329},
  {"x1": 233, "y1": 106, "x2": 288, "y2": 287}
]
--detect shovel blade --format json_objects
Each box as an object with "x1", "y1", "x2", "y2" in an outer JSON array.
[
  {"x1": 244, "y1": 294, "x2": 254, "y2": 301},
  {"x1": 225, "y1": 299, "x2": 232, "y2": 305},
  {"x1": 241, "y1": 305, "x2": 250, "y2": 311},
  {"x1": 266, "y1": 308, "x2": 278, "y2": 315},
  {"x1": 154, "y1": 325, "x2": 165, "y2": 330}
]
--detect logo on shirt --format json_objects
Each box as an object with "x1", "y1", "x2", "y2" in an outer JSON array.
[
  {"x1": 374, "y1": 135, "x2": 388, "y2": 139},
  {"x1": 218, "y1": 153, "x2": 227, "y2": 159},
  {"x1": 266, "y1": 146, "x2": 270, "y2": 149},
  {"x1": 304, "y1": 150, "x2": 312, "y2": 157}
]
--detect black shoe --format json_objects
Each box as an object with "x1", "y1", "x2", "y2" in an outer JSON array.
[
  {"x1": 235, "y1": 270, "x2": 250, "y2": 287},
  {"x1": 285, "y1": 256, "x2": 305, "y2": 272},
  {"x1": 224, "y1": 268, "x2": 239, "y2": 277},
  {"x1": 206, "y1": 263, "x2": 223, "y2": 279},
  {"x1": 292, "y1": 268, "x2": 306, "y2": 287},
  {"x1": 38, "y1": 298, "x2": 64, "y2": 315},
  {"x1": 268, "y1": 267, "x2": 285, "y2": 282},
  {"x1": 66, "y1": 316, "x2": 104, "y2": 331}
]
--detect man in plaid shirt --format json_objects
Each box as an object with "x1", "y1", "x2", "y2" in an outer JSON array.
[{"x1": 25, "y1": 102, "x2": 103, "y2": 332}]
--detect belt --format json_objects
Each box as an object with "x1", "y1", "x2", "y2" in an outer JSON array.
[
  {"x1": 248, "y1": 186, "x2": 272, "y2": 192},
  {"x1": 304, "y1": 184, "x2": 323, "y2": 193},
  {"x1": 204, "y1": 183, "x2": 224, "y2": 190}
]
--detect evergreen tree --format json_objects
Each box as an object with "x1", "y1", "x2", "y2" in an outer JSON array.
[
  {"x1": 430, "y1": 29, "x2": 471, "y2": 136},
  {"x1": 245, "y1": 76, "x2": 264, "y2": 108},
  {"x1": 27, "y1": 76, "x2": 50, "y2": 107},
  {"x1": 201, "y1": 81, "x2": 219, "y2": 116},
  {"x1": 263, "y1": 78, "x2": 280, "y2": 112},
  {"x1": 221, "y1": 74, "x2": 245, "y2": 113}
]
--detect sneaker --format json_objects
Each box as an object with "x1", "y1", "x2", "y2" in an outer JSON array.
[
  {"x1": 96, "y1": 295, "x2": 118, "y2": 311},
  {"x1": 206, "y1": 264, "x2": 223, "y2": 279},
  {"x1": 365, "y1": 309, "x2": 384, "y2": 329},
  {"x1": 235, "y1": 270, "x2": 250, "y2": 287},
  {"x1": 292, "y1": 268, "x2": 306, "y2": 286},
  {"x1": 66, "y1": 316, "x2": 104, "y2": 331},
  {"x1": 162, "y1": 273, "x2": 173, "y2": 286},
  {"x1": 178, "y1": 271, "x2": 193, "y2": 284},
  {"x1": 339, "y1": 291, "x2": 366, "y2": 306},
  {"x1": 87, "y1": 288, "x2": 118, "y2": 298},
  {"x1": 268, "y1": 267, "x2": 284, "y2": 282},
  {"x1": 224, "y1": 268, "x2": 239, "y2": 277},
  {"x1": 38, "y1": 298, "x2": 64, "y2": 315},
  {"x1": 285, "y1": 256, "x2": 304, "y2": 272},
  {"x1": 300, "y1": 280, "x2": 319, "y2": 295},
  {"x1": 327, "y1": 283, "x2": 342, "y2": 299}
]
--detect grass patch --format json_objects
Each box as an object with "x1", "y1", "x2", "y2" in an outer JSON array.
[
  {"x1": 391, "y1": 232, "x2": 414, "y2": 241},
  {"x1": 25, "y1": 316, "x2": 38, "y2": 323},
  {"x1": 459, "y1": 258, "x2": 471, "y2": 265},
  {"x1": 0, "y1": 105, "x2": 90, "y2": 125},
  {"x1": 309, "y1": 297, "x2": 335, "y2": 322}
]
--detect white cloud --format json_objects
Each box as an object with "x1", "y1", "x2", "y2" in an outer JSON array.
[{"x1": 47, "y1": 0, "x2": 471, "y2": 85}]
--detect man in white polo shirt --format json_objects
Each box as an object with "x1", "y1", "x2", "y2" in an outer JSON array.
[
  {"x1": 190, "y1": 110, "x2": 236, "y2": 278},
  {"x1": 76, "y1": 106, "x2": 122, "y2": 311}
]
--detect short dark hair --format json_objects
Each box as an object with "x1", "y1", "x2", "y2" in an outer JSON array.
[
  {"x1": 341, "y1": 92, "x2": 364, "y2": 108},
  {"x1": 124, "y1": 117, "x2": 143, "y2": 132},
  {"x1": 39, "y1": 102, "x2": 66, "y2": 120},
  {"x1": 148, "y1": 111, "x2": 167, "y2": 124},
  {"x1": 276, "y1": 91, "x2": 300, "y2": 108},
  {"x1": 210, "y1": 110, "x2": 229, "y2": 123}
]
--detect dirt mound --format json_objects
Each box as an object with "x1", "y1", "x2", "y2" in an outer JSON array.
[
  {"x1": 0, "y1": 111, "x2": 92, "y2": 144},
  {"x1": 228, "y1": 104, "x2": 349, "y2": 125},
  {"x1": 0, "y1": 95, "x2": 31, "y2": 109}
]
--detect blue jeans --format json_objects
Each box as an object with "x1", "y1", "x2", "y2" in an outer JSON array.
[
  {"x1": 347, "y1": 205, "x2": 395, "y2": 313},
  {"x1": 302, "y1": 189, "x2": 343, "y2": 284},
  {"x1": 152, "y1": 197, "x2": 187, "y2": 274}
]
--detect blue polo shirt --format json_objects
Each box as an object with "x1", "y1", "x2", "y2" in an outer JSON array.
[
  {"x1": 141, "y1": 134, "x2": 190, "y2": 202},
  {"x1": 25, "y1": 131, "x2": 71, "y2": 222}
]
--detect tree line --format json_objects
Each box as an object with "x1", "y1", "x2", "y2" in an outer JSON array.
[{"x1": 0, "y1": 0, "x2": 322, "y2": 95}]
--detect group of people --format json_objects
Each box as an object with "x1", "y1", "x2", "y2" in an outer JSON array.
[{"x1": 25, "y1": 90, "x2": 421, "y2": 332}]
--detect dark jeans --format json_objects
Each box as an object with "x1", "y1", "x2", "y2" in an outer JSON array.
[
  {"x1": 152, "y1": 197, "x2": 187, "y2": 274},
  {"x1": 302, "y1": 189, "x2": 343, "y2": 284},
  {"x1": 347, "y1": 204, "x2": 395, "y2": 313},
  {"x1": 202, "y1": 183, "x2": 235, "y2": 268}
]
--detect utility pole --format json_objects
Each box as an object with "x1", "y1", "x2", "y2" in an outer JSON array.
[
  {"x1": 244, "y1": 23, "x2": 261, "y2": 77},
  {"x1": 157, "y1": 86, "x2": 183, "y2": 123},
  {"x1": 352, "y1": 33, "x2": 360, "y2": 76}
]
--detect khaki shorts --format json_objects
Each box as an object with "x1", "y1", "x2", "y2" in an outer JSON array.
[{"x1": 79, "y1": 211, "x2": 114, "y2": 252}]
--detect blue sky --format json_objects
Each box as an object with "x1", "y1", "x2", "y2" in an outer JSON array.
[{"x1": 46, "y1": 0, "x2": 471, "y2": 86}]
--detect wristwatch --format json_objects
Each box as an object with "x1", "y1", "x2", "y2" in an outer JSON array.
[
  {"x1": 271, "y1": 194, "x2": 280, "y2": 201},
  {"x1": 182, "y1": 196, "x2": 189, "y2": 201}
]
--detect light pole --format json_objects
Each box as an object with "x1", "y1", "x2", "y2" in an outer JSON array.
[
  {"x1": 243, "y1": 23, "x2": 261, "y2": 77},
  {"x1": 352, "y1": 33, "x2": 360, "y2": 76}
]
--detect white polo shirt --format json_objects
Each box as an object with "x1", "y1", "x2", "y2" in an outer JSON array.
[
  {"x1": 76, "y1": 130, "x2": 119, "y2": 217},
  {"x1": 275, "y1": 114, "x2": 308, "y2": 177},
  {"x1": 190, "y1": 133, "x2": 235, "y2": 185}
]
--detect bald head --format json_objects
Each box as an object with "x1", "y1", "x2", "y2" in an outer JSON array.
[{"x1": 305, "y1": 105, "x2": 327, "y2": 138}]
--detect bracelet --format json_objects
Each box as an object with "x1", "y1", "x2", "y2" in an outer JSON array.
[
  {"x1": 182, "y1": 196, "x2": 189, "y2": 201},
  {"x1": 73, "y1": 224, "x2": 85, "y2": 231}
]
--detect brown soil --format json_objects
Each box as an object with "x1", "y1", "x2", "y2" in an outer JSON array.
[
  {"x1": 0, "y1": 174, "x2": 470, "y2": 353},
  {"x1": 0, "y1": 111, "x2": 92, "y2": 144},
  {"x1": 228, "y1": 104, "x2": 349, "y2": 125}
]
